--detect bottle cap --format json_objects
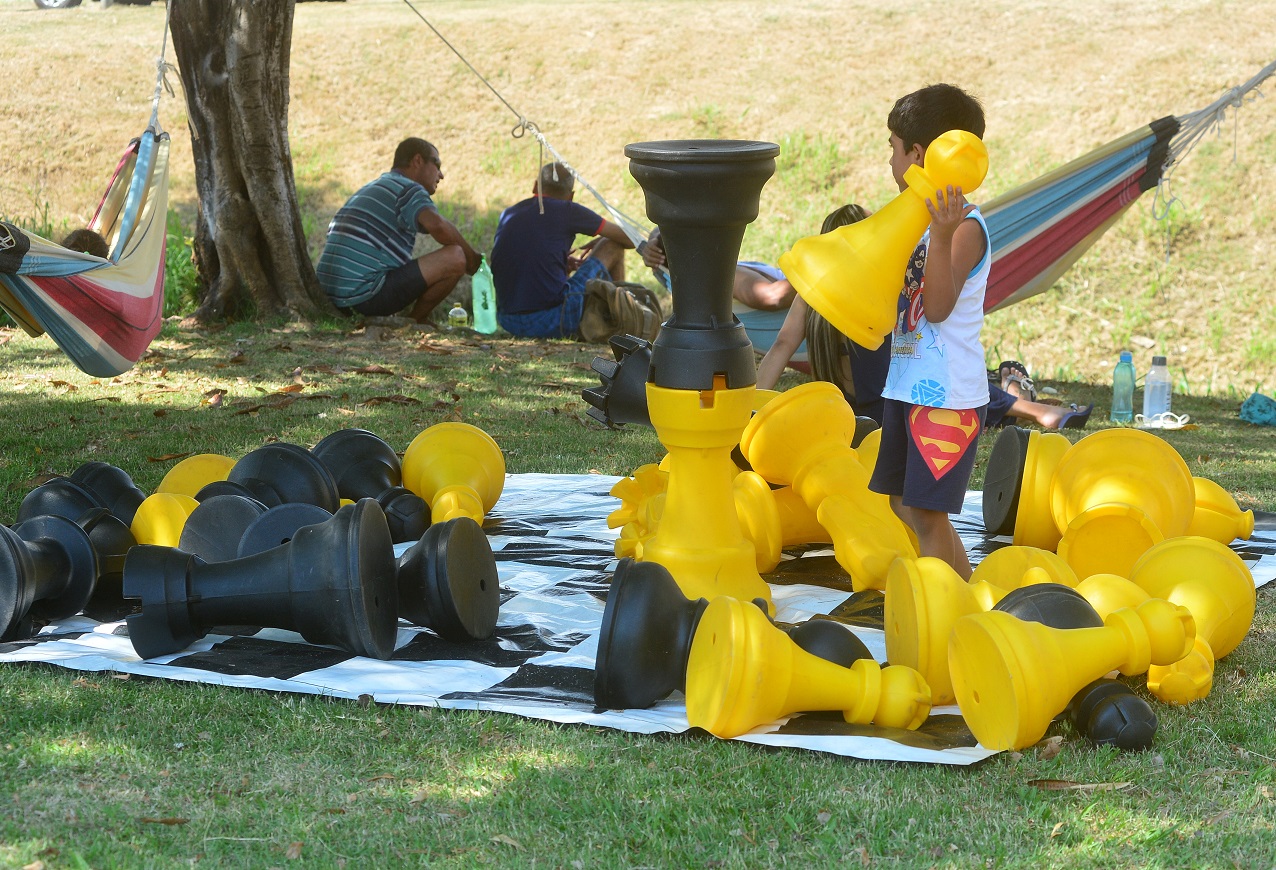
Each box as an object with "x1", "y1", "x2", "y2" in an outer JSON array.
[
  {"x1": 1152, "y1": 355, "x2": 1167, "y2": 366},
  {"x1": 1119, "y1": 351, "x2": 1133, "y2": 362}
]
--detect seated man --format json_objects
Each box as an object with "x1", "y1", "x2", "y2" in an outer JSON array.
[
  {"x1": 490, "y1": 163, "x2": 634, "y2": 339},
  {"x1": 317, "y1": 137, "x2": 480, "y2": 322}
]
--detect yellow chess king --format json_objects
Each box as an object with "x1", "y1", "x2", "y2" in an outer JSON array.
[{"x1": 778, "y1": 129, "x2": 989, "y2": 350}]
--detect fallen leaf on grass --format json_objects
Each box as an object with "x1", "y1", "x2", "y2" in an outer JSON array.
[
  {"x1": 153, "y1": 409, "x2": 167, "y2": 418},
  {"x1": 365, "y1": 773, "x2": 395, "y2": 782},
  {"x1": 1028, "y1": 779, "x2": 1132, "y2": 793},
  {"x1": 202, "y1": 389, "x2": 226, "y2": 409},
  {"x1": 490, "y1": 834, "x2": 524, "y2": 851},
  {"x1": 277, "y1": 383, "x2": 306, "y2": 394},
  {"x1": 22, "y1": 861, "x2": 45, "y2": 870},
  {"x1": 1051, "y1": 822, "x2": 1065, "y2": 838},
  {"x1": 1036, "y1": 735, "x2": 1064, "y2": 760},
  {"x1": 49, "y1": 380, "x2": 78, "y2": 391},
  {"x1": 352, "y1": 364, "x2": 396, "y2": 376},
  {"x1": 148, "y1": 453, "x2": 192, "y2": 463},
  {"x1": 409, "y1": 789, "x2": 429, "y2": 805},
  {"x1": 285, "y1": 842, "x2": 303, "y2": 860},
  {"x1": 415, "y1": 341, "x2": 455, "y2": 354},
  {"x1": 1204, "y1": 810, "x2": 1234, "y2": 826},
  {"x1": 233, "y1": 397, "x2": 296, "y2": 416},
  {"x1": 140, "y1": 817, "x2": 190, "y2": 825},
  {"x1": 358, "y1": 394, "x2": 420, "y2": 407}
]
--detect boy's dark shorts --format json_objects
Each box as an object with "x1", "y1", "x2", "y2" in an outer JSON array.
[
  {"x1": 868, "y1": 398, "x2": 987, "y2": 514},
  {"x1": 352, "y1": 261, "x2": 427, "y2": 316}
]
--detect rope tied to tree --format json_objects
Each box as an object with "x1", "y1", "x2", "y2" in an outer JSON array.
[{"x1": 148, "y1": 0, "x2": 176, "y2": 132}]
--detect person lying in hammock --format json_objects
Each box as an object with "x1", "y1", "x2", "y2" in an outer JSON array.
[
  {"x1": 754, "y1": 204, "x2": 1092, "y2": 431},
  {"x1": 61, "y1": 229, "x2": 109, "y2": 259}
]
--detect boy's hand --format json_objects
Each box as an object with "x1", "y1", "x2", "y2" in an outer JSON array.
[{"x1": 926, "y1": 185, "x2": 975, "y2": 241}]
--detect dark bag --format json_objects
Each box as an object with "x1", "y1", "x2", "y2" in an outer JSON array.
[{"x1": 579, "y1": 278, "x2": 663, "y2": 343}]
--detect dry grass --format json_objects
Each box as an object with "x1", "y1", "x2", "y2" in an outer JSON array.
[{"x1": 1, "y1": 0, "x2": 1273, "y2": 389}]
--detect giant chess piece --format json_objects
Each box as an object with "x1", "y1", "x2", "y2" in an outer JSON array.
[
  {"x1": 949, "y1": 597, "x2": 1195, "y2": 750},
  {"x1": 131, "y1": 492, "x2": 200, "y2": 547},
  {"x1": 396, "y1": 516, "x2": 500, "y2": 642},
  {"x1": 1068, "y1": 678, "x2": 1158, "y2": 751},
  {"x1": 312, "y1": 429, "x2": 429, "y2": 543},
  {"x1": 583, "y1": 335, "x2": 655, "y2": 428},
  {"x1": 178, "y1": 494, "x2": 270, "y2": 563},
  {"x1": 686, "y1": 595, "x2": 931, "y2": 738},
  {"x1": 982, "y1": 426, "x2": 1072, "y2": 550},
  {"x1": 594, "y1": 559, "x2": 872, "y2": 711},
  {"x1": 156, "y1": 454, "x2": 237, "y2": 499},
  {"x1": 1050, "y1": 428, "x2": 1195, "y2": 578},
  {"x1": 70, "y1": 461, "x2": 147, "y2": 526},
  {"x1": 401, "y1": 422, "x2": 505, "y2": 525},
  {"x1": 1186, "y1": 476, "x2": 1256, "y2": 544},
  {"x1": 223, "y1": 442, "x2": 341, "y2": 512},
  {"x1": 122, "y1": 499, "x2": 399, "y2": 660},
  {"x1": 1, "y1": 516, "x2": 99, "y2": 641},
  {"x1": 778, "y1": 130, "x2": 989, "y2": 350},
  {"x1": 1129, "y1": 536, "x2": 1256, "y2": 705},
  {"x1": 742, "y1": 381, "x2": 916, "y2": 590},
  {"x1": 615, "y1": 139, "x2": 782, "y2": 610}
]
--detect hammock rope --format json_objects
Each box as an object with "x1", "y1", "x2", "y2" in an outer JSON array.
[{"x1": 397, "y1": 0, "x2": 653, "y2": 249}]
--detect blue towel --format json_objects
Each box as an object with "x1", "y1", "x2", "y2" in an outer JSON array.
[{"x1": 1239, "y1": 392, "x2": 1276, "y2": 426}]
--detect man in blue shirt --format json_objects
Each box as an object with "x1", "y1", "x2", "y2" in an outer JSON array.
[
  {"x1": 490, "y1": 163, "x2": 634, "y2": 338},
  {"x1": 317, "y1": 138, "x2": 480, "y2": 322}
]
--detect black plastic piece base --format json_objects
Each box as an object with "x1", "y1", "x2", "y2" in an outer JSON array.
[
  {"x1": 76, "y1": 507, "x2": 137, "y2": 618},
  {"x1": 227, "y1": 443, "x2": 340, "y2": 512},
  {"x1": 594, "y1": 558, "x2": 708, "y2": 710},
  {"x1": 993, "y1": 583, "x2": 1103, "y2": 629},
  {"x1": 1069, "y1": 678, "x2": 1158, "y2": 751},
  {"x1": 983, "y1": 426, "x2": 1031, "y2": 536},
  {"x1": 851, "y1": 416, "x2": 881, "y2": 450},
  {"x1": 397, "y1": 516, "x2": 500, "y2": 641},
  {"x1": 787, "y1": 618, "x2": 873, "y2": 668},
  {"x1": 18, "y1": 477, "x2": 104, "y2": 523},
  {"x1": 123, "y1": 499, "x2": 399, "y2": 660},
  {"x1": 1, "y1": 515, "x2": 99, "y2": 641},
  {"x1": 179, "y1": 494, "x2": 269, "y2": 562},
  {"x1": 583, "y1": 335, "x2": 654, "y2": 428},
  {"x1": 624, "y1": 139, "x2": 779, "y2": 391}
]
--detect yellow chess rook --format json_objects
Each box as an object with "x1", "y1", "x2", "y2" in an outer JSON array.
[
  {"x1": 640, "y1": 381, "x2": 773, "y2": 609},
  {"x1": 777, "y1": 130, "x2": 988, "y2": 350},
  {"x1": 402, "y1": 422, "x2": 505, "y2": 525},
  {"x1": 686, "y1": 596, "x2": 931, "y2": 739},
  {"x1": 950, "y1": 598, "x2": 1196, "y2": 750}
]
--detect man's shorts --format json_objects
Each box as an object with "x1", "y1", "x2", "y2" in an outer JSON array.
[
  {"x1": 351, "y1": 260, "x2": 427, "y2": 317},
  {"x1": 497, "y1": 257, "x2": 611, "y2": 339},
  {"x1": 868, "y1": 398, "x2": 987, "y2": 514}
]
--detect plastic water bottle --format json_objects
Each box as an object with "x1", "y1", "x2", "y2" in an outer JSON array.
[
  {"x1": 471, "y1": 256, "x2": 498, "y2": 335},
  {"x1": 1110, "y1": 351, "x2": 1136, "y2": 422},
  {"x1": 1143, "y1": 355, "x2": 1172, "y2": 421},
  {"x1": 447, "y1": 303, "x2": 469, "y2": 330}
]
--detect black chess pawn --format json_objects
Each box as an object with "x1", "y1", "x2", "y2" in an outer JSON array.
[
  {"x1": 1068, "y1": 678, "x2": 1158, "y2": 751},
  {"x1": 1, "y1": 515, "x2": 100, "y2": 641},
  {"x1": 215, "y1": 442, "x2": 341, "y2": 511},
  {"x1": 68, "y1": 461, "x2": 147, "y2": 526},
  {"x1": 311, "y1": 429, "x2": 429, "y2": 543}
]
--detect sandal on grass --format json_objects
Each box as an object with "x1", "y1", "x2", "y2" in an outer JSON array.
[{"x1": 995, "y1": 359, "x2": 1037, "y2": 403}]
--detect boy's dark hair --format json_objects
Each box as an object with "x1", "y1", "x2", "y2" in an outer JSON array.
[
  {"x1": 820, "y1": 203, "x2": 870, "y2": 234},
  {"x1": 888, "y1": 84, "x2": 985, "y2": 152},
  {"x1": 393, "y1": 137, "x2": 437, "y2": 169},
  {"x1": 62, "y1": 228, "x2": 109, "y2": 258},
  {"x1": 537, "y1": 162, "x2": 575, "y2": 198}
]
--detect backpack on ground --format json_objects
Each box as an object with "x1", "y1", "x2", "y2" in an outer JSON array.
[{"x1": 579, "y1": 278, "x2": 663, "y2": 343}]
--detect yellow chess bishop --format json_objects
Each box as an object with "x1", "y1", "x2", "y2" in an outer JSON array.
[{"x1": 778, "y1": 129, "x2": 989, "y2": 350}]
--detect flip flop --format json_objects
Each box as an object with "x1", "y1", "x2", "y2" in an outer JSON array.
[
  {"x1": 1057, "y1": 403, "x2": 1093, "y2": 430},
  {"x1": 995, "y1": 360, "x2": 1037, "y2": 403}
]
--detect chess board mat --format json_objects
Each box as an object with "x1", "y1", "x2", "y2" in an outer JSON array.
[{"x1": 3, "y1": 475, "x2": 1274, "y2": 767}]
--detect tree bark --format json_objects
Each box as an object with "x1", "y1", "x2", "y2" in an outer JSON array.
[{"x1": 169, "y1": 0, "x2": 334, "y2": 322}]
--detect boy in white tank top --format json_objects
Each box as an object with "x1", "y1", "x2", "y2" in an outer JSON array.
[{"x1": 867, "y1": 83, "x2": 990, "y2": 579}]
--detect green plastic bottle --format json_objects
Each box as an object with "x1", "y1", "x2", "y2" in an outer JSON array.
[{"x1": 471, "y1": 256, "x2": 498, "y2": 335}]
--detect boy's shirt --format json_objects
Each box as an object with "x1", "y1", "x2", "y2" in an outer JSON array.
[{"x1": 883, "y1": 207, "x2": 991, "y2": 410}]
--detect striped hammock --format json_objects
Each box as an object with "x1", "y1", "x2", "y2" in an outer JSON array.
[{"x1": 0, "y1": 129, "x2": 170, "y2": 378}]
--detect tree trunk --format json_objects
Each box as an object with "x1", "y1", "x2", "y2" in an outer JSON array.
[{"x1": 169, "y1": 0, "x2": 334, "y2": 322}]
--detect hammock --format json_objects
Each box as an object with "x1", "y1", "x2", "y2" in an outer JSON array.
[
  {"x1": 983, "y1": 58, "x2": 1276, "y2": 313},
  {"x1": 0, "y1": 129, "x2": 171, "y2": 377}
]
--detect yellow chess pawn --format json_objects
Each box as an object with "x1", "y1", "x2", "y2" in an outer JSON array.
[
  {"x1": 1129, "y1": 536, "x2": 1255, "y2": 705},
  {"x1": 156, "y1": 454, "x2": 237, "y2": 499},
  {"x1": 778, "y1": 130, "x2": 988, "y2": 350},
  {"x1": 686, "y1": 595, "x2": 931, "y2": 738},
  {"x1": 949, "y1": 598, "x2": 1195, "y2": 750},
  {"x1": 1187, "y1": 476, "x2": 1256, "y2": 544},
  {"x1": 741, "y1": 381, "x2": 916, "y2": 590},
  {"x1": 131, "y1": 492, "x2": 200, "y2": 547},
  {"x1": 402, "y1": 423, "x2": 505, "y2": 525}
]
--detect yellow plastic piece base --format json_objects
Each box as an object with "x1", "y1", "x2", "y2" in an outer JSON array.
[
  {"x1": 131, "y1": 492, "x2": 200, "y2": 547},
  {"x1": 950, "y1": 598, "x2": 1195, "y2": 750},
  {"x1": 968, "y1": 545, "x2": 1078, "y2": 590},
  {"x1": 1187, "y1": 476, "x2": 1256, "y2": 544},
  {"x1": 402, "y1": 422, "x2": 505, "y2": 525},
  {"x1": 1057, "y1": 502, "x2": 1164, "y2": 580},
  {"x1": 884, "y1": 556, "x2": 978, "y2": 705},
  {"x1": 1011, "y1": 431, "x2": 1071, "y2": 551},
  {"x1": 156, "y1": 453, "x2": 237, "y2": 498},
  {"x1": 686, "y1": 596, "x2": 931, "y2": 739}
]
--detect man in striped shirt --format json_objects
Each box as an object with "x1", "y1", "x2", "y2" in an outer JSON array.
[{"x1": 317, "y1": 138, "x2": 480, "y2": 322}]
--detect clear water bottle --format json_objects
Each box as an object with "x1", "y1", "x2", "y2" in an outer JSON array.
[
  {"x1": 447, "y1": 303, "x2": 469, "y2": 330},
  {"x1": 1110, "y1": 351, "x2": 1136, "y2": 422},
  {"x1": 1143, "y1": 355, "x2": 1172, "y2": 421},
  {"x1": 471, "y1": 255, "x2": 498, "y2": 335}
]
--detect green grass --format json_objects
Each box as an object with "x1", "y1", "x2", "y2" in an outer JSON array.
[{"x1": 1, "y1": 321, "x2": 1274, "y2": 868}]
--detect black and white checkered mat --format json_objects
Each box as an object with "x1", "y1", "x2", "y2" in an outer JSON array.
[{"x1": 3, "y1": 475, "x2": 1273, "y2": 766}]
